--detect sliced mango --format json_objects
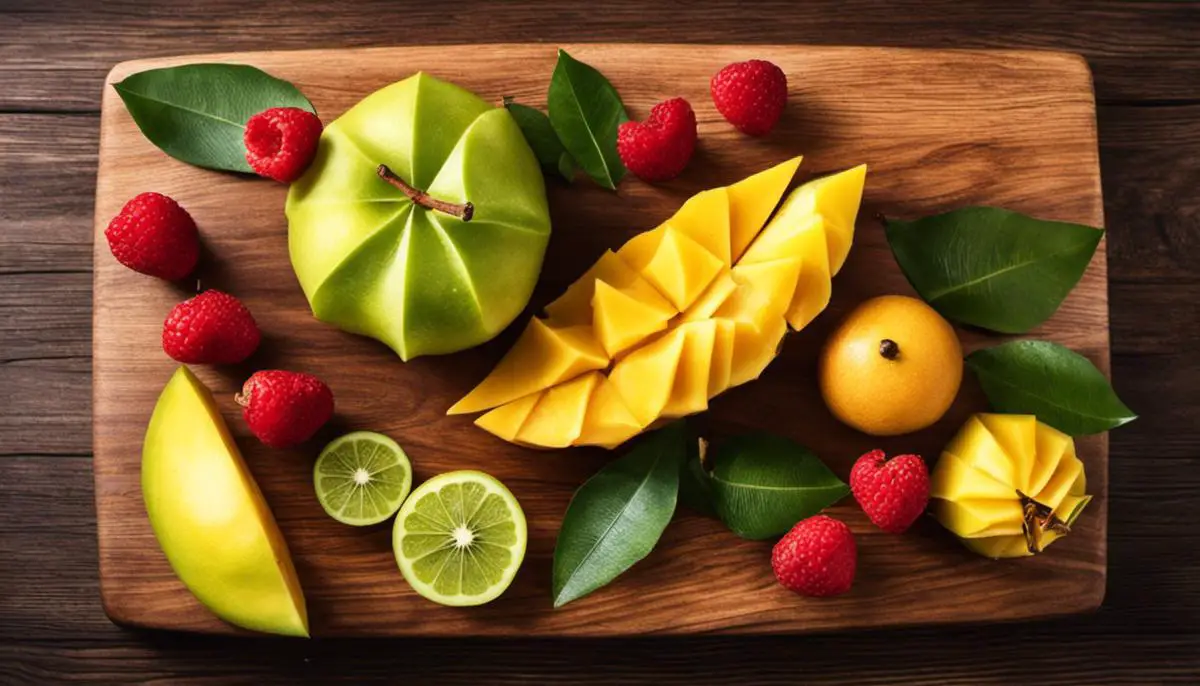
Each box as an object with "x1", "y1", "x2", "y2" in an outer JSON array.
[
  {"x1": 727, "y1": 155, "x2": 803, "y2": 261},
  {"x1": 516, "y1": 373, "x2": 600, "y2": 448},
  {"x1": 544, "y1": 250, "x2": 674, "y2": 326},
  {"x1": 576, "y1": 374, "x2": 644, "y2": 449},
  {"x1": 609, "y1": 327, "x2": 687, "y2": 426},
  {"x1": 450, "y1": 158, "x2": 866, "y2": 449},
  {"x1": 448, "y1": 318, "x2": 608, "y2": 414},
  {"x1": 662, "y1": 320, "x2": 717, "y2": 418},
  {"x1": 474, "y1": 393, "x2": 540, "y2": 442},
  {"x1": 930, "y1": 413, "x2": 1093, "y2": 559}
]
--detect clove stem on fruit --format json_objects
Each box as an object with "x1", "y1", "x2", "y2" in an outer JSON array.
[{"x1": 377, "y1": 164, "x2": 474, "y2": 222}]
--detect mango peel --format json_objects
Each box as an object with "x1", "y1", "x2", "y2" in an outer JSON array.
[
  {"x1": 930, "y1": 413, "x2": 1092, "y2": 558},
  {"x1": 449, "y1": 158, "x2": 868, "y2": 449}
]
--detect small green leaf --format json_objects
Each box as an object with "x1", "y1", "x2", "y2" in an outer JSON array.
[
  {"x1": 547, "y1": 49, "x2": 627, "y2": 189},
  {"x1": 504, "y1": 99, "x2": 576, "y2": 182},
  {"x1": 886, "y1": 207, "x2": 1103, "y2": 333},
  {"x1": 966, "y1": 340, "x2": 1137, "y2": 436},
  {"x1": 708, "y1": 434, "x2": 849, "y2": 540},
  {"x1": 677, "y1": 436, "x2": 717, "y2": 518},
  {"x1": 113, "y1": 63, "x2": 315, "y2": 173},
  {"x1": 552, "y1": 423, "x2": 686, "y2": 607}
]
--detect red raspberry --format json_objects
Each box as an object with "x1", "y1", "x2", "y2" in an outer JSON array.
[
  {"x1": 104, "y1": 192, "x2": 199, "y2": 280},
  {"x1": 243, "y1": 107, "x2": 323, "y2": 183},
  {"x1": 772, "y1": 515, "x2": 856, "y2": 597},
  {"x1": 617, "y1": 97, "x2": 697, "y2": 182},
  {"x1": 236, "y1": 370, "x2": 334, "y2": 449},
  {"x1": 162, "y1": 290, "x2": 261, "y2": 365},
  {"x1": 850, "y1": 449, "x2": 930, "y2": 534},
  {"x1": 710, "y1": 60, "x2": 788, "y2": 136}
]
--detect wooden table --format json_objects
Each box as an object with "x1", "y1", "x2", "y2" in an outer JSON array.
[{"x1": 1, "y1": 1, "x2": 1197, "y2": 682}]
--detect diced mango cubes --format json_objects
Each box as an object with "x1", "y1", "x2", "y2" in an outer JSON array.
[{"x1": 451, "y1": 158, "x2": 869, "y2": 449}]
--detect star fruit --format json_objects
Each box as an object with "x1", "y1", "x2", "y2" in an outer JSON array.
[
  {"x1": 448, "y1": 158, "x2": 869, "y2": 449},
  {"x1": 142, "y1": 367, "x2": 308, "y2": 636},
  {"x1": 930, "y1": 413, "x2": 1092, "y2": 558},
  {"x1": 287, "y1": 73, "x2": 551, "y2": 360}
]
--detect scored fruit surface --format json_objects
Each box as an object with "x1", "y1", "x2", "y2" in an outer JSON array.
[
  {"x1": 930, "y1": 413, "x2": 1092, "y2": 558},
  {"x1": 287, "y1": 73, "x2": 552, "y2": 361},
  {"x1": 449, "y1": 158, "x2": 868, "y2": 449}
]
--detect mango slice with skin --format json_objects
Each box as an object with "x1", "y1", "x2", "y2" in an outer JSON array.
[
  {"x1": 930, "y1": 413, "x2": 1093, "y2": 558},
  {"x1": 454, "y1": 158, "x2": 867, "y2": 449}
]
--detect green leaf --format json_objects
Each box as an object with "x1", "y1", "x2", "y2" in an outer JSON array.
[
  {"x1": 547, "y1": 49, "x2": 627, "y2": 189},
  {"x1": 552, "y1": 423, "x2": 686, "y2": 607},
  {"x1": 709, "y1": 434, "x2": 849, "y2": 540},
  {"x1": 886, "y1": 207, "x2": 1103, "y2": 333},
  {"x1": 966, "y1": 340, "x2": 1137, "y2": 436},
  {"x1": 113, "y1": 63, "x2": 315, "y2": 173},
  {"x1": 677, "y1": 436, "x2": 717, "y2": 518},
  {"x1": 504, "y1": 99, "x2": 576, "y2": 182}
]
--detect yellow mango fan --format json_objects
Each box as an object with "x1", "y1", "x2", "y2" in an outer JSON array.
[
  {"x1": 930, "y1": 414, "x2": 1092, "y2": 558},
  {"x1": 449, "y1": 157, "x2": 868, "y2": 449}
]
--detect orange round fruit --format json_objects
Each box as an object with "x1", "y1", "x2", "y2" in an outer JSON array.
[{"x1": 819, "y1": 295, "x2": 962, "y2": 436}]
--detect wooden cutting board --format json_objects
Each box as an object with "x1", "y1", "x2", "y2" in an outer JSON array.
[{"x1": 93, "y1": 44, "x2": 1107, "y2": 636}]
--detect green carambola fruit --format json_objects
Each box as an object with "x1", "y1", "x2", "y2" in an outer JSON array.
[{"x1": 287, "y1": 73, "x2": 552, "y2": 360}]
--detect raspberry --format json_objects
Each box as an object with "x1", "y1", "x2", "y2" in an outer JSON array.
[
  {"x1": 237, "y1": 370, "x2": 334, "y2": 449},
  {"x1": 162, "y1": 290, "x2": 261, "y2": 365},
  {"x1": 243, "y1": 107, "x2": 323, "y2": 183},
  {"x1": 616, "y1": 97, "x2": 697, "y2": 182},
  {"x1": 772, "y1": 515, "x2": 856, "y2": 597},
  {"x1": 710, "y1": 60, "x2": 788, "y2": 136},
  {"x1": 104, "y1": 192, "x2": 199, "y2": 280},
  {"x1": 850, "y1": 449, "x2": 930, "y2": 534}
]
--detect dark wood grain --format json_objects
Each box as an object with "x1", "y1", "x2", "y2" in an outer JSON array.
[
  {"x1": 1, "y1": 0, "x2": 1199, "y2": 681},
  {"x1": 90, "y1": 45, "x2": 1108, "y2": 637}
]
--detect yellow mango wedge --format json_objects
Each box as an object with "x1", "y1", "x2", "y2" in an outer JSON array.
[
  {"x1": 455, "y1": 157, "x2": 867, "y2": 449},
  {"x1": 931, "y1": 413, "x2": 1093, "y2": 558},
  {"x1": 143, "y1": 367, "x2": 308, "y2": 637}
]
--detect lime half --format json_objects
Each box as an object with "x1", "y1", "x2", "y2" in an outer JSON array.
[
  {"x1": 314, "y1": 431, "x2": 412, "y2": 526},
  {"x1": 393, "y1": 470, "x2": 527, "y2": 606}
]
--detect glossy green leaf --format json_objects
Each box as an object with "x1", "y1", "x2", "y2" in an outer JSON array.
[
  {"x1": 886, "y1": 207, "x2": 1103, "y2": 333},
  {"x1": 966, "y1": 340, "x2": 1137, "y2": 436},
  {"x1": 504, "y1": 99, "x2": 576, "y2": 182},
  {"x1": 709, "y1": 434, "x2": 849, "y2": 540},
  {"x1": 113, "y1": 63, "x2": 315, "y2": 173},
  {"x1": 547, "y1": 49, "x2": 627, "y2": 189},
  {"x1": 552, "y1": 423, "x2": 686, "y2": 607}
]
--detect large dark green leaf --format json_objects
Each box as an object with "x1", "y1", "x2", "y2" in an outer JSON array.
[
  {"x1": 709, "y1": 434, "x2": 849, "y2": 540},
  {"x1": 504, "y1": 99, "x2": 575, "y2": 182},
  {"x1": 547, "y1": 49, "x2": 627, "y2": 189},
  {"x1": 113, "y1": 63, "x2": 315, "y2": 173},
  {"x1": 552, "y1": 423, "x2": 686, "y2": 607},
  {"x1": 885, "y1": 207, "x2": 1103, "y2": 333},
  {"x1": 966, "y1": 340, "x2": 1137, "y2": 436}
]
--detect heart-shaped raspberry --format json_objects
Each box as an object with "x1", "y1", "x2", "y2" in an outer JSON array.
[
  {"x1": 616, "y1": 97, "x2": 697, "y2": 182},
  {"x1": 850, "y1": 449, "x2": 930, "y2": 533}
]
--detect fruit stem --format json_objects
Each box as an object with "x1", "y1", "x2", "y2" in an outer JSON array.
[
  {"x1": 879, "y1": 339, "x2": 900, "y2": 360},
  {"x1": 377, "y1": 164, "x2": 474, "y2": 222}
]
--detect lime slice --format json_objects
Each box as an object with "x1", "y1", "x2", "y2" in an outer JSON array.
[
  {"x1": 393, "y1": 470, "x2": 527, "y2": 606},
  {"x1": 313, "y1": 431, "x2": 412, "y2": 526}
]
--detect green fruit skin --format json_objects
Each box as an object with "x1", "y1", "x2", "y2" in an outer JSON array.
[
  {"x1": 142, "y1": 367, "x2": 309, "y2": 637},
  {"x1": 286, "y1": 73, "x2": 551, "y2": 361}
]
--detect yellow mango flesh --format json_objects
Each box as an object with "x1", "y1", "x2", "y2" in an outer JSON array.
[
  {"x1": 474, "y1": 392, "x2": 540, "y2": 442},
  {"x1": 447, "y1": 318, "x2": 608, "y2": 414},
  {"x1": 142, "y1": 367, "x2": 308, "y2": 637},
  {"x1": 452, "y1": 157, "x2": 866, "y2": 449},
  {"x1": 592, "y1": 279, "x2": 673, "y2": 357},
  {"x1": 930, "y1": 413, "x2": 1093, "y2": 559},
  {"x1": 516, "y1": 373, "x2": 599, "y2": 448},
  {"x1": 662, "y1": 320, "x2": 717, "y2": 418},
  {"x1": 575, "y1": 374, "x2": 644, "y2": 449}
]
